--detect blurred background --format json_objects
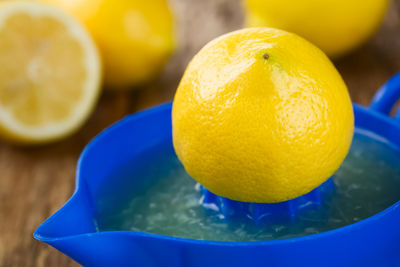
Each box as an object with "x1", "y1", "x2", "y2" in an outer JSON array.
[{"x1": 1, "y1": 0, "x2": 400, "y2": 266}]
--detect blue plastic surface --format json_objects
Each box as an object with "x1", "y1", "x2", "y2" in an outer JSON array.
[
  {"x1": 34, "y1": 74, "x2": 400, "y2": 267},
  {"x1": 200, "y1": 178, "x2": 334, "y2": 222}
]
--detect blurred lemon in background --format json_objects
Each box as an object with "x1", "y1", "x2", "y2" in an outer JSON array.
[
  {"x1": 173, "y1": 28, "x2": 354, "y2": 203},
  {"x1": 242, "y1": 0, "x2": 389, "y2": 58},
  {"x1": 42, "y1": 0, "x2": 175, "y2": 89},
  {"x1": 0, "y1": 1, "x2": 101, "y2": 144}
]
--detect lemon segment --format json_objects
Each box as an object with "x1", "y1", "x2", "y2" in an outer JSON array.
[
  {"x1": 172, "y1": 28, "x2": 354, "y2": 203},
  {"x1": 0, "y1": 2, "x2": 101, "y2": 144}
]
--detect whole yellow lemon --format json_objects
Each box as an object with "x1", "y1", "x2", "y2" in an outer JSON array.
[
  {"x1": 242, "y1": 0, "x2": 389, "y2": 58},
  {"x1": 172, "y1": 28, "x2": 354, "y2": 203},
  {"x1": 41, "y1": 0, "x2": 175, "y2": 88}
]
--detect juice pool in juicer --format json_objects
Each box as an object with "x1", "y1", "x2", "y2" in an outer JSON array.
[{"x1": 95, "y1": 130, "x2": 400, "y2": 241}]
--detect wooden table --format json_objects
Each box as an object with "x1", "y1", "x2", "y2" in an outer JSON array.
[{"x1": 1, "y1": 0, "x2": 400, "y2": 266}]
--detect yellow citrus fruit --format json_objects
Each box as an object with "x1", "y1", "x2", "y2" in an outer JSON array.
[
  {"x1": 41, "y1": 0, "x2": 175, "y2": 89},
  {"x1": 172, "y1": 28, "x2": 354, "y2": 203},
  {"x1": 242, "y1": 0, "x2": 389, "y2": 58},
  {"x1": 0, "y1": 1, "x2": 101, "y2": 144}
]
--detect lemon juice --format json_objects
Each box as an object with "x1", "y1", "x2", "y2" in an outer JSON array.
[{"x1": 95, "y1": 130, "x2": 400, "y2": 241}]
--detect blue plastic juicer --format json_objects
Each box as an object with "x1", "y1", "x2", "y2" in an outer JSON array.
[{"x1": 34, "y1": 73, "x2": 400, "y2": 267}]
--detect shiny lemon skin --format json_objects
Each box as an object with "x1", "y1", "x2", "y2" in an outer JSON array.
[
  {"x1": 41, "y1": 0, "x2": 175, "y2": 88},
  {"x1": 243, "y1": 0, "x2": 389, "y2": 58},
  {"x1": 172, "y1": 28, "x2": 354, "y2": 203}
]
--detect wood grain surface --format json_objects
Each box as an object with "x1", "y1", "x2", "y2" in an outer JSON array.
[{"x1": 1, "y1": 0, "x2": 400, "y2": 266}]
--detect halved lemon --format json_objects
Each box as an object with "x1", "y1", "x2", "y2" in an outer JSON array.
[{"x1": 0, "y1": 1, "x2": 101, "y2": 144}]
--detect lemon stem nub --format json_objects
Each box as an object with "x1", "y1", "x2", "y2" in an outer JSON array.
[{"x1": 263, "y1": 53, "x2": 270, "y2": 60}]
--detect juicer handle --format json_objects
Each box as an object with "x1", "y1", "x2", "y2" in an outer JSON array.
[{"x1": 370, "y1": 72, "x2": 400, "y2": 120}]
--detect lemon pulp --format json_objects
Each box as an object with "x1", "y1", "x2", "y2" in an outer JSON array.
[{"x1": 0, "y1": 2, "x2": 101, "y2": 144}]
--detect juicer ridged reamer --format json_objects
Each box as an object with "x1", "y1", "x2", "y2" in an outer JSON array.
[{"x1": 200, "y1": 177, "x2": 335, "y2": 223}]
